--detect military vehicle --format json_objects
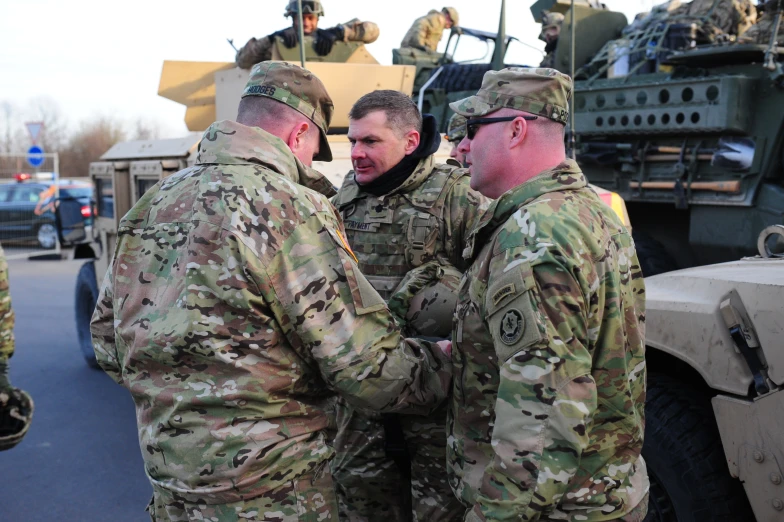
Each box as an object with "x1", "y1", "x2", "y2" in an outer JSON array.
[
  {"x1": 531, "y1": 0, "x2": 784, "y2": 275},
  {"x1": 642, "y1": 224, "x2": 784, "y2": 522}
]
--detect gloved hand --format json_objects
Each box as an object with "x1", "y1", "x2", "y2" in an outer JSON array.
[
  {"x1": 271, "y1": 27, "x2": 299, "y2": 48},
  {"x1": 313, "y1": 27, "x2": 339, "y2": 56},
  {"x1": 0, "y1": 360, "x2": 11, "y2": 392}
]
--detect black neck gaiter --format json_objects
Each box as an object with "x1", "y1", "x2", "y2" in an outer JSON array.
[{"x1": 360, "y1": 114, "x2": 442, "y2": 197}]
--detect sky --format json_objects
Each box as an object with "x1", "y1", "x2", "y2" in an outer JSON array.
[{"x1": 0, "y1": 0, "x2": 654, "y2": 142}]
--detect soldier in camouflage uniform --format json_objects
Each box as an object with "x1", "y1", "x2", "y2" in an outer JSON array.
[
  {"x1": 448, "y1": 68, "x2": 649, "y2": 521},
  {"x1": 235, "y1": 0, "x2": 380, "y2": 69},
  {"x1": 538, "y1": 11, "x2": 564, "y2": 69},
  {"x1": 445, "y1": 113, "x2": 467, "y2": 167},
  {"x1": 0, "y1": 244, "x2": 34, "y2": 452},
  {"x1": 331, "y1": 90, "x2": 489, "y2": 521},
  {"x1": 91, "y1": 62, "x2": 452, "y2": 522},
  {"x1": 400, "y1": 7, "x2": 459, "y2": 54}
]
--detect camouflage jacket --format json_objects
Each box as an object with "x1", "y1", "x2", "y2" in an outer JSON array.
[
  {"x1": 90, "y1": 120, "x2": 451, "y2": 504},
  {"x1": 333, "y1": 157, "x2": 488, "y2": 300},
  {"x1": 0, "y1": 245, "x2": 14, "y2": 361},
  {"x1": 449, "y1": 160, "x2": 648, "y2": 521},
  {"x1": 400, "y1": 10, "x2": 447, "y2": 52},
  {"x1": 235, "y1": 20, "x2": 380, "y2": 69}
]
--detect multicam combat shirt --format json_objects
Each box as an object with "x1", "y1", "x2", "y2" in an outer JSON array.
[
  {"x1": 91, "y1": 120, "x2": 451, "y2": 505},
  {"x1": 450, "y1": 160, "x2": 649, "y2": 521}
]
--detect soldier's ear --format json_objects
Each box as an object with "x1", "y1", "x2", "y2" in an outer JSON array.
[
  {"x1": 509, "y1": 117, "x2": 528, "y2": 149},
  {"x1": 403, "y1": 129, "x2": 420, "y2": 155}
]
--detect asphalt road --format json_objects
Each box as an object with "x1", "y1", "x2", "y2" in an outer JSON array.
[{"x1": 1, "y1": 258, "x2": 151, "y2": 521}]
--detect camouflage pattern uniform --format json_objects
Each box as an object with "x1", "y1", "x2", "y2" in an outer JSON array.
[
  {"x1": 446, "y1": 113, "x2": 466, "y2": 144},
  {"x1": 331, "y1": 157, "x2": 489, "y2": 521},
  {"x1": 400, "y1": 9, "x2": 457, "y2": 53},
  {"x1": 91, "y1": 62, "x2": 451, "y2": 522},
  {"x1": 447, "y1": 68, "x2": 649, "y2": 521},
  {"x1": 0, "y1": 244, "x2": 14, "y2": 363},
  {"x1": 235, "y1": 2, "x2": 380, "y2": 69}
]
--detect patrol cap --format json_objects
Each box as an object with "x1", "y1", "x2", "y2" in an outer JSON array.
[
  {"x1": 442, "y1": 7, "x2": 459, "y2": 26},
  {"x1": 449, "y1": 67, "x2": 572, "y2": 125},
  {"x1": 242, "y1": 61, "x2": 335, "y2": 161},
  {"x1": 446, "y1": 113, "x2": 466, "y2": 142},
  {"x1": 285, "y1": 0, "x2": 324, "y2": 17}
]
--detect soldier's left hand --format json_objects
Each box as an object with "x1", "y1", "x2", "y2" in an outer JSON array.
[{"x1": 314, "y1": 28, "x2": 338, "y2": 56}]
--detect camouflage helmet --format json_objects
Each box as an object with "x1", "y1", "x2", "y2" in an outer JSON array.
[
  {"x1": 388, "y1": 261, "x2": 462, "y2": 338},
  {"x1": 0, "y1": 387, "x2": 34, "y2": 451},
  {"x1": 539, "y1": 11, "x2": 565, "y2": 41},
  {"x1": 446, "y1": 113, "x2": 467, "y2": 142},
  {"x1": 285, "y1": 0, "x2": 324, "y2": 17},
  {"x1": 442, "y1": 7, "x2": 460, "y2": 26}
]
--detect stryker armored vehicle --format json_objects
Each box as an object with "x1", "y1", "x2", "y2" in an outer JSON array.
[{"x1": 535, "y1": 0, "x2": 784, "y2": 275}]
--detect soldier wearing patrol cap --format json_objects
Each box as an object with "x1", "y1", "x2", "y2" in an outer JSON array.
[
  {"x1": 0, "y1": 244, "x2": 34, "y2": 453},
  {"x1": 445, "y1": 113, "x2": 467, "y2": 166},
  {"x1": 539, "y1": 11, "x2": 564, "y2": 69},
  {"x1": 400, "y1": 7, "x2": 459, "y2": 54},
  {"x1": 448, "y1": 67, "x2": 650, "y2": 521},
  {"x1": 91, "y1": 61, "x2": 452, "y2": 522},
  {"x1": 331, "y1": 90, "x2": 488, "y2": 521},
  {"x1": 235, "y1": 0, "x2": 380, "y2": 69}
]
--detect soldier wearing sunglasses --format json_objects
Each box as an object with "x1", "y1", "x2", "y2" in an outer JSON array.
[{"x1": 447, "y1": 68, "x2": 650, "y2": 521}]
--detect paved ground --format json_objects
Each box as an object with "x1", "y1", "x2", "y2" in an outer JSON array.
[{"x1": 1, "y1": 258, "x2": 151, "y2": 521}]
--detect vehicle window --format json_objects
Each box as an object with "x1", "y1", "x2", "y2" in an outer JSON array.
[
  {"x1": 10, "y1": 186, "x2": 40, "y2": 203},
  {"x1": 59, "y1": 188, "x2": 93, "y2": 199},
  {"x1": 95, "y1": 178, "x2": 114, "y2": 218},
  {"x1": 0, "y1": 185, "x2": 13, "y2": 203}
]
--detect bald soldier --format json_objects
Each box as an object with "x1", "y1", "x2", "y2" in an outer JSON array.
[
  {"x1": 91, "y1": 62, "x2": 451, "y2": 522},
  {"x1": 448, "y1": 68, "x2": 649, "y2": 521},
  {"x1": 400, "y1": 7, "x2": 459, "y2": 54},
  {"x1": 235, "y1": 0, "x2": 379, "y2": 69},
  {"x1": 331, "y1": 91, "x2": 488, "y2": 521}
]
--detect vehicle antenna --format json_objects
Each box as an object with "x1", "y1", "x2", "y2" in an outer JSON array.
[
  {"x1": 297, "y1": 0, "x2": 307, "y2": 68},
  {"x1": 226, "y1": 38, "x2": 239, "y2": 53}
]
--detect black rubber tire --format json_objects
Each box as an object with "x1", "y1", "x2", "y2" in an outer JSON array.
[
  {"x1": 75, "y1": 261, "x2": 100, "y2": 368},
  {"x1": 632, "y1": 231, "x2": 677, "y2": 277},
  {"x1": 643, "y1": 373, "x2": 755, "y2": 522}
]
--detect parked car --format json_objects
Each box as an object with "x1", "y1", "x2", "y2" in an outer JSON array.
[{"x1": 0, "y1": 178, "x2": 93, "y2": 249}]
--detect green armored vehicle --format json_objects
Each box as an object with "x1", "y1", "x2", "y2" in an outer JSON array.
[{"x1": 540, "y1": 0, "x2": 784, "y2": 275}]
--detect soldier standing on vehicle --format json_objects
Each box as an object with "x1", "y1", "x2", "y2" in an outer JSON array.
[
  {"x1": 0, "y1": 244, "x2": 34, "y2": 453},
  {"x1": 539, "y1": 11, "x2": 564, "y2": 69},
  {"x1": 446, "y1": 113, "x2": 467, "y2": 167},
  {"x1": 448, "y1": 68, "x2": 650, "y2": 521},
  {"x1": 400, "y1": 7, "x2": 459, "y2": 54},
  {"x1": 235, "y1": 0, "x2": 380, "y2": 69},
  {"x1": 91, "y1": 62, "x2": 452, "y2": 522},
  {"x1": 331, "y1": 90, "x2": 488, "y2": 521}
]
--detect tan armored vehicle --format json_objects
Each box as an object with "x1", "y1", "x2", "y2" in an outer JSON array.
[{"x1": 642, "y1": 225, "x2": 784, "y2": 522}]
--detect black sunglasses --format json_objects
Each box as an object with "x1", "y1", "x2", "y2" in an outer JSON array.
[{"x1": 465, "y1": 115, "x2": 538, "y2": 140}]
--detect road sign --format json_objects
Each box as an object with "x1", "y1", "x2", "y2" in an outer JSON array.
[
  {"x1": 25, "y1": 122, "x2": 44, "y2": 144},
  {"x1": 27, "y1": 145, "x2": 45, "y2": 167}
]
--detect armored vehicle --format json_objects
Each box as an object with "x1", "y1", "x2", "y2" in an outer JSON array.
[
  {"x1": 642, "y1": 224, "x2": 784, "y2": 522},
  {"x1": 537, "y1": 0, "x2": 784, "y2": 275}
]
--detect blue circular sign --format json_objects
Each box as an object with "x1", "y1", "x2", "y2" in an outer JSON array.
[{"x1": 27, "y1": 145, "x2": 45, "y2": 168}]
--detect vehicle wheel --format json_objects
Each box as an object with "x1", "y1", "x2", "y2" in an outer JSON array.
[
  {"x1": 643, "y1": 373, "x2": 755, "y2": 522},
  {"x1": 75, "y1": 261, "x2": 100, "y2": 368},
  {"x1": 632, "y1": 231, "x2": 677, "y2": 277},
  {"x1": 36, "y1": 223, "x2": 58, "y2": 249}
]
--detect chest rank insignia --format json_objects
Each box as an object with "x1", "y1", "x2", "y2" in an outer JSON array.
[{"x1": 500, "y1": 309, "x2": 524, "y2": 345}]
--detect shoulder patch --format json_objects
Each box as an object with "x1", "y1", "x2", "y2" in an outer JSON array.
[{"x1": 499, "y1": 309, "x2": 525, "y2": 345}]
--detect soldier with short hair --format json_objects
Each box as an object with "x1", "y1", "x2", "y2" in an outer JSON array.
[
  {"x1": 331, "y1": 90, "x2": 488, "y2": 521},
  {"x1": 539, "y1": 11, "x2": 564, "y2": 69},
  {"x1": 0, "y1": 244, "x2": 33, "y2": 453},
  {"x1": 448, "y1": 68, "x2": 650, "y2": 521},
  {"x1": 445, "y1": 113, "x2": 467, "y2": 166},
  {"x1": 235, "y1": 0, "x2": 380, "y2": 69},
  {"x1": 400, "y1": 7, "x2": 459, "y2": 54},
  {"x1": 91, "y1": 62, "x2": 452, "y2": 522}
]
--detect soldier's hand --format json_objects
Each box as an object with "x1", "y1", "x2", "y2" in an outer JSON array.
[
  {"x1": 436, "y1": 340, "x2": 452, "y2": 358},
  {"x1": 273, "y1": 27, "x2": 299, "y2": 48},
  {"x1": 314, "y1": 28, "x2": 338, "y2": 56},
  {"x1": 0, "y1": 360, "x2": 11, "y2": 392}
]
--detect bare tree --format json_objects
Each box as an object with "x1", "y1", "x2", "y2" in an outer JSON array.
[
  {"x1": 130, "y1": 118, "x2": 161, "y2": 141},
  {"x1": 26, "y1": 97, "x2": 69, "y2": 153},
  {"x1": 60, "y1": 116, "x2": 127, "y2": 179}
]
